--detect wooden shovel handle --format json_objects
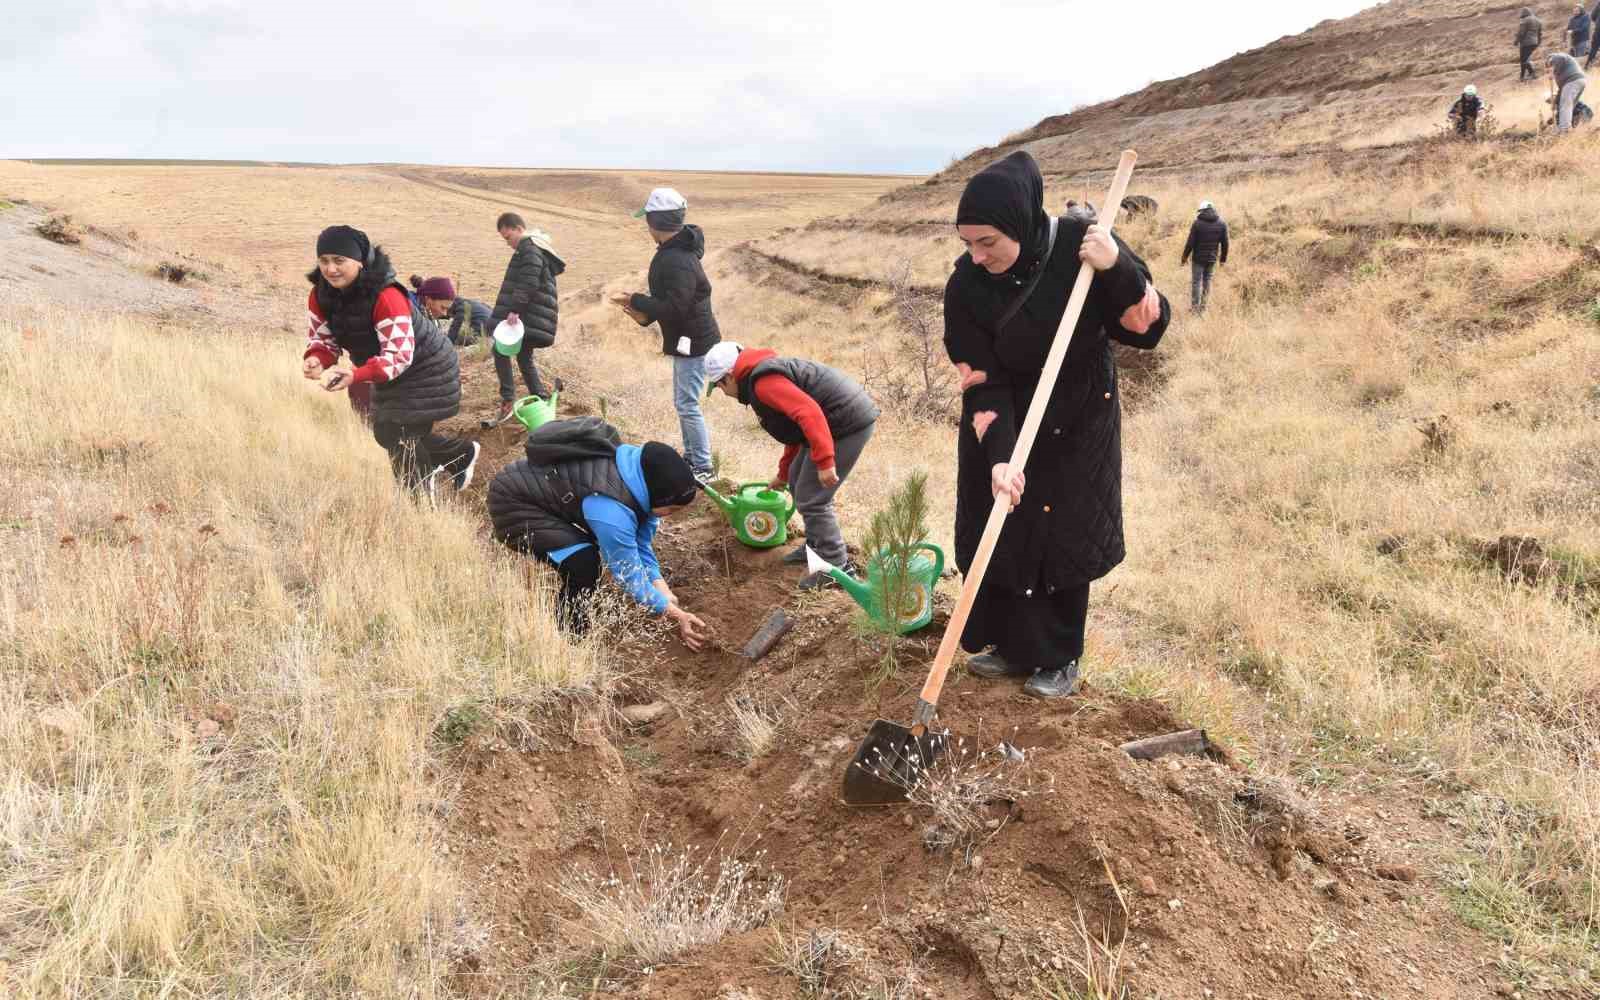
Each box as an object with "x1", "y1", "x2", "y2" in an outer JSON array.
[{"x1": 915, "y1": 150, "x2": 1140, "y2": 716}]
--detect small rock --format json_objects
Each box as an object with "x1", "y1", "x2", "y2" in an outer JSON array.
[
  {"x1": 1138, "y1": 875, "x2": 1159, "y2": 898},
  {"x1": 1375, "y1": 864, "x2": 1418, "y2": 883},
  {"x1": 971, "y1": 855, "x2": 984, "y2": 872},
  {"x1": 832, "y1": 853, "x2": 846, "y2": 866},
  {"x1": 984, "y1": 818, "x2": 1001, "y2": 831},
  {"x1": 1166, "y1": 759, "x2": 1183, "y2": 773},
  {"x1": 196, "y1": 719, "x2": 220, "y2": 739},
  {"x1": 1050, "y1": 955, "x2": 1064, "y2": 971},
  {"x1": 535, "y1": 765, "x2": 546, "y2": 774},
  {"x1": 1314, "y1": 877, "x2": 1341, "y2": 897},
  {"x1": 620, "y1": 701, "x2": 669, "y2": 725},
  {"x1": 1167, "y1": 898, "x2": 1183, "y2": 911},
  {"x1": 903, "y1": 813, "x2": 914, "y2": 828}
]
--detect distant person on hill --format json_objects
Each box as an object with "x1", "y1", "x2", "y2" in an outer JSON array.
[
  {"x1": 1181, "y1": 200, "x2": 1229, "y2": 315},
  {"x1": 301, "y1": 225, "x2": 478, "y2": 494},
  {"x1": 1550, "y1": 51, "x2": 1589, "y2": 131},
  {"x1": 1587, "y1": 0, "x2": 1600, "y2": 67},
  {"x1": 1518, "y1": 7, "x2": 1544, "y2": 81},
  {"x1": 410, "y1": 275, "x2": 490, "y2": 347},
  {"x1": 943, "y1": 151, "x2": 1170, "y2": 700},
  {"x1": 487, "y1": 418, "x2": 709, "y2": 648},
  {"x1": 1567, "y1": 4, "x2": 1591, "y2": 57},
  {"x1": 701, "y1": 342, "x2": 880, "y2": 590},
  {"x1": 610, "y1": 188, "x2": 721, "y2": 480},
  {"x1": 489, "y1": 213, "x2": 562, "y2": 421},
  {"x1": 1448, "y1": 85, "x2": 1483, "y2": 136}
]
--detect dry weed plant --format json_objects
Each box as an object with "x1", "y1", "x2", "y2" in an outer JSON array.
[
  {"x1": 554, "y1": 836, "x2": 786, "y2": 967},
  {"x1": 726, "y1": 692, "x2": 790, "y2": 763},
  {"x1": 859, "y1": 726, "x2": 1049, "y2": 856},
  {"x1": 0, "y1": 305, "x2": 611, "y2": 996},
  {"x1": 1033, "y1": 849, "x2": 1131, "y2": 1000},
  {"x1": 765, "y1": 926, "x2": 858, "y2": 996}
]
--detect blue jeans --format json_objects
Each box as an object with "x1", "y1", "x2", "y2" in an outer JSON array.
[{"x1": 672, "y1": 355, "x2": 713, "y2": 475}]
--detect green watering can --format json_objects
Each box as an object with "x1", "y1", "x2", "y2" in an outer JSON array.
[
  {"x1": 702, "y1": 481, "x2": 796, "y2": 548},
  {"x1": 808, "y1": 542, "x2": 945, "y2": 635},
  {"x1": 513, "y1": 387, "x2": 560, "y2": 433}
]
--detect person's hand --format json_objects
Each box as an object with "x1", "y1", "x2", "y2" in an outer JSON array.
[
  {"x1": 653, "y1": 579, "x2": 678, "y2": 606},
  {"x1": 302, "y1": 357, "x2": 324, "y2": 380},
  {"x1": 817, "y1": 466, "x2": 840, "y2": 489},
  {"x1": 666, "y1": 605, "x2": 709, "y2": 651},
  {"x1": 506, "y1": 312, "x2": 520, "y2": 325},
  {"x1": 1080, "y1": 223, "x2": 1119, "y2": 272},
  {"x1": 991, "y1": 463, "x2": 1025, "y2": 509},
  {"x1": 322, "y1": 369, "x2": 353, "y2": 393},
  {"x1": 609, "y1": 293, "x2": 633, "y2": 308}
]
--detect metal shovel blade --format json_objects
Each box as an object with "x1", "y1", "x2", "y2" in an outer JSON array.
[{"x1": 841, "y1": 719, "x2": 947, "y2": 806}]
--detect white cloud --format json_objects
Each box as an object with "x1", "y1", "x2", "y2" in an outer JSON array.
[{"x1": 0, "y1": 0, "x2": 1378, "y2": 171}]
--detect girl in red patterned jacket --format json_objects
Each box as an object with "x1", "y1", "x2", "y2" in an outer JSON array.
[{"x1": 301, "y1": 225, "x2": 478, "y2": 493}]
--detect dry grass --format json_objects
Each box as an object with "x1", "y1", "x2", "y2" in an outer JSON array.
[{"x1": 0, "y1": 304, "x2": 609, "y2": 996}]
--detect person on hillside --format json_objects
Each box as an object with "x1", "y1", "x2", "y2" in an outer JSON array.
[
  {"x1": 410, "y1": 274, "x2": 491, "y2": 347},
  {"x1": 1180, "y1": 200, "x2": 1229, "y2": 315},
  {"x1": 701, "y1": 342, "x2": 880, "y2": 590},
  {"x1": 943, "y1": 151, "x2": 1169, "y2": 700},
  {"x1": 487, "y1": 418, "x2": 709, "y2": 648},
  {"x1": 1568, "y1": 4, "x2": 1591, "y2": 57},
  {"x1": 1448, "y1": 85, "x2": 1484, "y2": 136},
  {"x1": 301, "y1": 225, "x2": 478, "y2": 493},
  {"x1": 610, "y1": 188, "x2": 721, "y2": 480},
  {"x1": 1519, "y1": 7, "x2": 1544, "y2": 81},
  {"x1": 1550, "y1": 51, "x2": 1589, "y2": 131},
  {"x1": 489, "y1": 213, "x2": 562, "y2": 421}
]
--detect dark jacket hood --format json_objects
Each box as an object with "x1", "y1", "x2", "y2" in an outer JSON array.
[
  {"x1": 660, "y1": 225, "x2": 706, "y2": 260},
  {"x1": 1197, "y1": 207, "x2": 1221, "y2": 223}
]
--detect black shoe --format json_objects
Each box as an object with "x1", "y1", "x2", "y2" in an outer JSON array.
[
  {"x1": 452, "y1": 441, "x2": 482, "y2": 492},
  {"x1": 1023, "y1": 660, "x2": 1082, "y2": 699},
  {"x1": 782, "y1": 545, "x2": 809, "y2": 565},
  {"x1": 967, "y1": 652, "x2": 1029, "y2": 679}
]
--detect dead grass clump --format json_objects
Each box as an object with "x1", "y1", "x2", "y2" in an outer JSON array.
[
  {"x1": 556, "y1": 842, "x2": 786, "y2": 966},
  {"x1": 727, "y1": 693, "x2": 788, "y2": 762},
  {"x1": 154, "y1": 262, "x2": 199, "y2": 284},
  {"x1": 859, "y1": 260, "x2": 959, "y2": 425},
  {"x1": 861, "y1": 730, "x2": 1048, "y2": 856},
  {"x1": 34, "y1": 214, "x2": 81, "y2": 244},
  {"x1": 767, "y1": 926, "x2": 858, "y2": 995}
]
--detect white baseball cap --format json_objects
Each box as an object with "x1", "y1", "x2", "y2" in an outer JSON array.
[
  {"x1": 703, "y1": 342, "x2": 742, "y2": 395},
  {"x1": 634, "y1": 187, "x2": 688, "y2": 218},
  {"x1": 1198, "y1": 200, "x2": 1214, "y2": 211}
]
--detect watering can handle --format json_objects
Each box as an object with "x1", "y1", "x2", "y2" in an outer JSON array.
[
  {"x1": 911, "y1": 150, "x2": 1139, "y2": 727},
  {"x1": 735, "y1": 481, "x2": 795, "y2": 520},
  {"x1": 911, "y1": 542, "x2": 945, "y2": 581}
]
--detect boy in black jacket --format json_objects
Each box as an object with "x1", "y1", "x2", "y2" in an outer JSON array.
[
  {"x1": 490, "y1": 212, "x2": 564, "y2": 421},
  {"x1": 610, "y1": 188, "x2": 721, "y2": 478},
  {"x1": 1180, "y1": 201, "x2": 1230, "y2": 315}
]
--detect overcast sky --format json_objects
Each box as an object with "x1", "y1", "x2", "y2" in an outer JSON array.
[{"x1": 1, "y1": 1, "x2": 1377, "y2": 174}]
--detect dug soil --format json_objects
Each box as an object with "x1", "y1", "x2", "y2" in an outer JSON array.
[{"x1": 439, "y1": 378, "x2": 1507, "y2": 1000}]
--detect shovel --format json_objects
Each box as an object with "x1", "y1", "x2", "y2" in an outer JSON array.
[{"x1": 842, "y1": 149, "x2": 1141, "y2": 806}]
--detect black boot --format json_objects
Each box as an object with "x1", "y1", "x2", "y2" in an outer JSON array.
[
  {"x1": 1023, "y1": 659, "x2": 1082, "y2": 699},
  {"x1": 967, "y1": 651, "x2": 1030, "y2": 679},
  {"x1": 782, "y1": 545, "x2": 809, "y2": 565}
]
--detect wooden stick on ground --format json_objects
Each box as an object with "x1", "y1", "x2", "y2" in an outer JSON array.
[{"x1": 1120, "y1": 729, "x2": 1211, "y2": 762}]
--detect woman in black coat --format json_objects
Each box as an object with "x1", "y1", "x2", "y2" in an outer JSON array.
[{"x1": 943, "y1": 152, "x2": 1169, "y2": 698}]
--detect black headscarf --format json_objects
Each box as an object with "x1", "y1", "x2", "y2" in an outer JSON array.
[
  {"x1": 316, "y1": 225, "x2": 371, "y2": 263},
  {"x1": 639, "y1": 442, "x2": 699, "y2": 508},
  {"x1": 955, "y1": 151, "x2": 1050, "y2": 281}
]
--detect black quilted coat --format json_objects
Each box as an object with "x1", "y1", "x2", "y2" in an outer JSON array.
[
  {"x1": 943, "y1": 218, "x2": 1169, "y2": 595},
  {"x1": 307, "y1": 249, "x2": 460, "y2": 424},
  {"x1": 629, "y1": 226, "x2": 722, "y2": 357},
  {"x1": 487, "y1": 450, "x2": 640, "y2": 555},
  {"x1": 490, "y1": 237, "x2": 565, "y2": 347}
]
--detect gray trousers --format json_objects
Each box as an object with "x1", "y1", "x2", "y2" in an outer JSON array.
[
  {"x1": 1190, "y1": 260, "x2": 1216, "y2": 313},
  {"x1": 790, "y1": 422, "x2": 874, "y2": 566},
  {"x1": 1560, "y1": 78, "x2": 1587, "y2": 132}
]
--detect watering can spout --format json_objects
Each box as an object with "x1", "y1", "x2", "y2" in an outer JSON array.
[
  {"x1": 698, "y1": 482, "x2": 737, "y2": 514},
  {"x1": 805, "y1": 547, "x2": 872, "y2": 608}
]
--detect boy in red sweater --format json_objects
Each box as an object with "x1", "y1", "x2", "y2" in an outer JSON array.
[{"x1": 702, "y1": 342, "x2": 879, "y2": 589}]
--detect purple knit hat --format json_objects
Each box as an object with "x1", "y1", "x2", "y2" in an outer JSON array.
[{"x1": 416, "y1": 276, "x2": 456, "y2": 300}]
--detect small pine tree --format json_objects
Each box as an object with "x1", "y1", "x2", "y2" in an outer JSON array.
[{"x1": 857, "y1": 471, "x2": 931, "y2": 682}]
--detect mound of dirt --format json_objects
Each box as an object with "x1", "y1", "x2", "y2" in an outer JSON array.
[{"x1": 439, "y1": 464, "x2": 1501, "y2": 998}]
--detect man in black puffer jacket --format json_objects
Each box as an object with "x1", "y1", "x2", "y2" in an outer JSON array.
[
  {"x1": 490, "y1": 212, "x2": 564, "y2": 421},
  {"x1": 302, "y1": 225, "x2": 476, "y2": 494},
  {"x1": 610, "y1": 188, "x2": 721, "y2": 479},
  {"x1": 1180, "y1": 201, "x2": 1230, "y2": 315}
]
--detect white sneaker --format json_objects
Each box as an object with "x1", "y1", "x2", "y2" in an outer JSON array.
[{"x1": 454, "y1": 441, "x2": 482, "y2": 492}]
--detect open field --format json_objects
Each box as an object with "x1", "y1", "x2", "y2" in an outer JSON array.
[{"x1": 4, "y1": 0, "x2": 1600, "y2": 995}]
